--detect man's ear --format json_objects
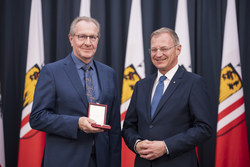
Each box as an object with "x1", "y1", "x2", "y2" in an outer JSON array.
[
  {"x1": 176, "y1": 44, "x2": 182, "y2": 56},
  {"x1": 68, "y1": 34, "x2": 73, "y2": 47}
]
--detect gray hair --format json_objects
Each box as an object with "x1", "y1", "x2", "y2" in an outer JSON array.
[
  {"x1": 69, "y1": 16, "x2": 100, "y2": 37},
  {"x1": 151, "y1": 27, "x2": 179, "y2": 45}
]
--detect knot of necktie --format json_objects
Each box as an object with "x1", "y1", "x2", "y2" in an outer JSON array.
[
  {"x1": 82, "y1": 64, "x2": 91, "y2": 71},
  {"x1": 159, "y1": 75, "x2": 167, "y2": 83}
]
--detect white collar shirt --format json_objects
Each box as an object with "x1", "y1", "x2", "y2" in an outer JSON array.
[{"x1": 151, "y1": 64, "x2": 179, "y2": 102}]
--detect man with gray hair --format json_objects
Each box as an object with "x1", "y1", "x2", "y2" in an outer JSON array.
[{"x1": 30, "y1": 16, "x2": 121, "y2": 167}]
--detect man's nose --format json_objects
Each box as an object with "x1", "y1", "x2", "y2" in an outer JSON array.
[
  {"x1": 84, "y1": 37, "x2": 91, "y2": 45},
  {"x1": 155, "y1": 49, "x2": 163, "y2": 56}
]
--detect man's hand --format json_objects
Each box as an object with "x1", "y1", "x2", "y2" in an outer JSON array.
[
  {"x1": 136, "y1": 140, "x2": 166, "y2": 160},
  {"x1": 78, "y1": 116, "x2": 104, "y2": 133}
]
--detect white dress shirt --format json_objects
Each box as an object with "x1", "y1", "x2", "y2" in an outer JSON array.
[{"x1": 151, "y1": 64, "x2": 179, "y2": 102}]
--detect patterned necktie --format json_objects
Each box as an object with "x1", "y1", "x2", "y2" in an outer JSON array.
[
  {"x1": 82, "y1": 64, "x2": 95, "y2": 103},
  {"x1": 151, "y1": 75, "x2": 167, "y2": 118}
]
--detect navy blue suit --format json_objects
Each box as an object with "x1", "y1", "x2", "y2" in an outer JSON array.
[
  {"x1": 122, "y1": 66, "x2": 212, "y2": 167},
  {"x1": 30, "y1": 55, "x2": 121, "y2": 167}
]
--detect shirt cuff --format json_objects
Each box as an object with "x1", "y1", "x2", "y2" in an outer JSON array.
[
  {"x1": 134, "y1": 139, "x2": 142, "y2": 153},
  {"x1": 164, "y1": 141, "x2": 169, "y2": 155}
]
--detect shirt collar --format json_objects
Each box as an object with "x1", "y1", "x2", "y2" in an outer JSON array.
[
  {"x1": 71, "y1": 52, "x2": 94, "y2": 70},
  {"x1": 156, "y1": 64, "x2": 179, "y2": 81}
]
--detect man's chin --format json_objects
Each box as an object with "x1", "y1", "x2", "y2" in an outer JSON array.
[
  {"x1": 80, "y1": 52, "x2": 94, "y2": 58},
  {"x1": 154, "y1": 62, "x2": 166, "y2": 68},
  {"x1": 82, "y1": 50, "x2": 92, "y2": 54}
]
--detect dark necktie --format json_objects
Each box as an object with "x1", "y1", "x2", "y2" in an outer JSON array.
[
  {"x1": 82, "y1": 64, "x2": 95, "y2": 103},
  {"x1": 151, "y1": 75, "x2": 167, "y2": 118}
]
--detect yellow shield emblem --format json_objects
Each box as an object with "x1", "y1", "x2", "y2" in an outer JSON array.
[
  {"x1": 121, "y1": 65, "x2": 141, "y2": 103},
  {"x1": 23, "y1": 64, "x2": 40, "y2": 108},
  {"x1": 219, "y1": 63, "x2": 242, "y2": 103}
]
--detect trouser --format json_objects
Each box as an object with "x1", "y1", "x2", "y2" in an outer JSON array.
[{"x1": 88, "y1": 145, "x2": 97, "y2": 167}]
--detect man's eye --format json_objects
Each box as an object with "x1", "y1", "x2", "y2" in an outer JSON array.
[
  {"x1": 79, "y1": 35, "x2": 86, "y2": 39},
  {"x1": 89, "y1": 36, "x2": 95, "y2": 40},
  {"x1": 151, "y1": 49, "x2": 157, "y2": 52},
  {"x1": 160, "y1": 48, "x2": 168, "y2": 52}
]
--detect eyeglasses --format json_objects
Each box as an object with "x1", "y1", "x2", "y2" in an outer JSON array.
[
  {"x1": 149, "y1": 45, "x2": 178, "y2": 54},
  {"x1": 74, "y1": 34, "x2": 99, "y2": 42}
]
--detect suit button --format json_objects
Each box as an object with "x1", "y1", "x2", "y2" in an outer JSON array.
[{"x1": 149, "y1": 125, "x2": 153, "y2": 128}]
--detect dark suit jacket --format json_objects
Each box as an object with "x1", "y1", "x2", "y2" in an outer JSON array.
[
  {"x1": 122, "y1": 66, "x2": 212, "y2": 167},
  {"x1": 30, "y1": 55, "x2": 121, "y2": 167}
]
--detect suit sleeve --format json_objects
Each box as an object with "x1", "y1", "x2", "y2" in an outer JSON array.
[
  {"x1": 164, "y1": 77, "x2": 213, "y2": 157},
  {"x1": 29, "y1": 65, "x2": 79, "y2": 139}
]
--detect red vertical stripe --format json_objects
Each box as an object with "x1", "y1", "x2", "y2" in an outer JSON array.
[
  {"x1": 215, "y1": 120, "x2": 250, "y2": 167},
  {"x1": 121, "y1": 138, "x2": 135, "y2": 167},
  {"x1": 18, "y1": 132, "x2": 46, "y2": 167}
]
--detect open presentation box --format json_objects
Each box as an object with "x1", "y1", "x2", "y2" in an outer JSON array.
[{"x1": 88, "y1": 103, "x2": 111, "y2": 130}]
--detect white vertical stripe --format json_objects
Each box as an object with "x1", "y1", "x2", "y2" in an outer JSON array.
[
  {"x1": 221, "y1": 0, "x2": 241, "y2": 76},
  {"x1": 175, "y1": 0, "x2": 192, "y2": 72},
  {"x1": 21, "y1": 0, "x2": 44, "y2": 137},
  {"x1": 219, "y1": 0, "x2": 245, "y2": 115},
  {"x1": 120, "y1": 0, "x2": 145, "y2": 119},
  {"x1": 25, "y1": 0, "x2": 44, "y2": 72},
  {"x1": 124, "y1": 0, "x2": 145, "y2": 77},
  {"x1": 79, "y1": 0, "x2": 91, "y2": 17},
  {"x1": 217, "y1": 0, "x2": 246, "y2": 133}
]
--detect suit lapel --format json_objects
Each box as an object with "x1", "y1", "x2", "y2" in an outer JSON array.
[
  {"x1": 94, "y1": 61, "x2": 105, "y2": 104},
  {"x1": 63, "y1": 55, "x2": 89, "y2": 109},
  {"x1": 151, "y1": 67, "x2": 184, "y2": 121},
  {"x1": 146, "y1": 74, "x2": 157, "y2": 122}
]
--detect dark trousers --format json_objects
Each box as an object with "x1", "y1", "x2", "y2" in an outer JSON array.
[{"x1": 88, "y1": 146, "x2": 97, "y2": 167}]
